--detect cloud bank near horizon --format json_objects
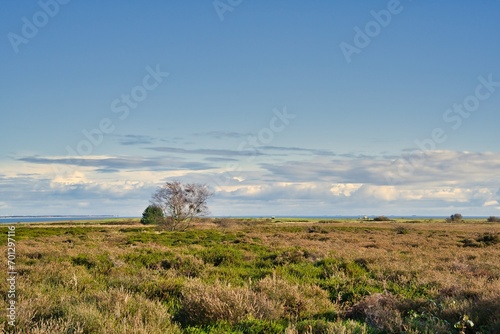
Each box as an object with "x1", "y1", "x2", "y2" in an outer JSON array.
[{"x1": 2, "y1": 149, "x2": 499, "y2": 216}]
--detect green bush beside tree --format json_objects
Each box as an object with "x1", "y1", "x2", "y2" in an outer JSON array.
[{"x1": 141, "y1": 205, "x2": 164, "y2": 225}]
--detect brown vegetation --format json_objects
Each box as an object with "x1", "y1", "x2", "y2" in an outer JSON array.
[{"x1": 0, "y1": 218, "x2": 498, "y2": 333}]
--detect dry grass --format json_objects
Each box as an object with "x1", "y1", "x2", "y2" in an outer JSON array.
[
  {"x1": 0, "y1": 219, "x2": 498, "y2": 333},
  {"x1": 179, "y1": 278, "x2": 283, "y2": 325},
  {"x1": 254, "y1": 274, "x2": 334, "y2": 319}
]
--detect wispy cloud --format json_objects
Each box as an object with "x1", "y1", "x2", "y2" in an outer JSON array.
[
  {"x1": 194, "y1": 131, "x2": 252, "y2": 139},
  {"x1": 204, "y1": 157, "x2": 239, "y2": 162},
  {"x1": 259, "y1": 146, "x2": 336, "y2": 156},
  {"x1": 116, "y1": 134, "x2": 156, "y2": 146},
  {"x1": 148, "y1": 146, "x2": 269, "y2": 157},
  {"x1": 17, "y1": 155, "x2": 215, "y2": 171},
  {"x1": 112, "y1": 134, "x2": 187, "y2": 146},
  {"x1": 260, "y1": 151, "x2": 500, "y2": 186},
  {"x1": 148, "y1": 145, "x2": 343, "y2": 158}
]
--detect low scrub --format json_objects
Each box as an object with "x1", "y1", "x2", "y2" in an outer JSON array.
[
  {"x1": 462, "y1": 233, "x2": 499, "y2": 247},
  {"x1": 373, "y1": 216, "x2": 391, "y2": 221},
  {"x1": 179, "y1": 275, "x2": 335, "y2": 326},
  {"x1": 254, "y1": 275, "x2": 334, "y2": 319},
  {"x1": 2, "y1": 220, "x2": 499, "y2": 333},
  {"x1": 349, "y1": 293, "x2": 406, "y2": 333},
  {"x1": 178, "y1": 279, "x2": 283, "y2": 326},
  {"x1": 294, "y1": 319, "x2": 369, "y2": 334},
  {"x1": 475, "y1": 233, "x2": 499, "y2": 245},
  {"x1": 395, "y1": 226, "x2": 410, "y2": 234},
  {"x1": 446, "y1": 213, "x2": 463, "y2": 223}
]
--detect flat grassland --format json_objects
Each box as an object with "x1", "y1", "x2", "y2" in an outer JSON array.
[{"x1": 0, "y1": 218, "x2": 498, "y2": 333}]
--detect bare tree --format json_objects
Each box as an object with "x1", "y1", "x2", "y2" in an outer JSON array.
[{"x1": 151, "y1": 181, "x2": 213, "y2": 230}]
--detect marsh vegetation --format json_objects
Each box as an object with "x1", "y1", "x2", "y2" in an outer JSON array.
[{"x1": 0, "y1": 218, "x2": 498, "y2": 333}]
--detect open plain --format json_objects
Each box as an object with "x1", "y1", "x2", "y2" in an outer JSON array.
[{"x1": 1, "y1": 218, "x2": 499, "y2": 333}]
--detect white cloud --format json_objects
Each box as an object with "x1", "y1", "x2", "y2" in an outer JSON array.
[
  {"x1": 329, "y1": 183, "x2": 362, "y2": 197},
  {"x1": 2, "y1": 150, "x2": 500, "y2": 216},
  {"x1": 355, "y1": 185, "x2": 399, "y2": 201},
  {"x1": 51, "y1": 171, "x2": 89, "y2": 187}
]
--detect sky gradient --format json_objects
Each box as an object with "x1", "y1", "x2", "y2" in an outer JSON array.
[{"x1": 1, "y1": 0, "x2": 500, "y2": 217}]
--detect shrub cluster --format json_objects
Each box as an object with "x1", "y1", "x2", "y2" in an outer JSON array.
[
  {"x1": 446, "y1": 213, "x2": 463, "y2": 223},
  {"x1": 178, "y1": 276, "x2": 334, "y2": 326},
  {"x1": 373, "y1": 216, "x2": 391, "y2": 221},
  {"x1": 140, "y1": 205, "x2": 164, "y2": 225}
]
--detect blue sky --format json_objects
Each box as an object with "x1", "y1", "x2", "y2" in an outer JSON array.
[{"x1": 1, "y1": 0, "x2": 500, "y2": 217}]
